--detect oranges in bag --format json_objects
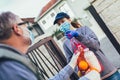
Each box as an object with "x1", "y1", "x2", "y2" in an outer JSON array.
[{"x1": 78, "y1": 60, "x2": 88, "y2": 71}]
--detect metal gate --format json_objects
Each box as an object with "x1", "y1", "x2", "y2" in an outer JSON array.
[{"x1": 27, "y1": 37, "x2": 78, "y2": 80}]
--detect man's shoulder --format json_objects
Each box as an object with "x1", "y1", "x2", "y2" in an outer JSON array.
[
  {"x1": 0, "y1": 60, "x2": 33, "y2": 73},
  {"x1": 0, "y1": 60, "x2": 37, "y2": 80}
]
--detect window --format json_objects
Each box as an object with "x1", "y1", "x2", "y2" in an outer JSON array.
[
  {"x1": 42, "y1": 20, "x2": 46, "y2": 24},
  {"x1": 31, "y1": 23, "x2": 44, "y2": 37},
  {"x1": 50, "y1": 13, "x2": 55, "y2": 17},
  {"x1": 40, "y1": 10, "x2": 56, "y2": 30},
  {"x1": 30, "y1": 28, "x2": 39, "y2": 37}
]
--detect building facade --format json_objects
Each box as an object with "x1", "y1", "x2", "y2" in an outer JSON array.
[{"x1": 35, "y1": 0, "x2": 120, "y2": 68}]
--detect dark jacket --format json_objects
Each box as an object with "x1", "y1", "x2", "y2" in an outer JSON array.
[
  {"x1": 0, "y1": 44, "x2": 89, "y2": 80},
  {"x1": 0, "y1": 44, "x2": 39, "y2": 80}
]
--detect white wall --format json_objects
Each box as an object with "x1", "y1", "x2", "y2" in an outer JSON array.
[{"x1": 93, "y1": 0, "x2": 120, "y2": 44}]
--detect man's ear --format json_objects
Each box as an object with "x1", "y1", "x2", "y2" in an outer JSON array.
[{"x1": 12, "y1": 25, "x2": 22, "y2": 36}]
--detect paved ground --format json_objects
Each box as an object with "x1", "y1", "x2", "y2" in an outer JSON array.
[{"x1": 100, "y1": 37, "x2": 120, "y2": 69}]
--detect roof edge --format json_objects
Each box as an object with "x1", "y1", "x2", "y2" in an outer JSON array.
[{"x1": 35, "y1": 0, "x2": 63, "y2": 22}]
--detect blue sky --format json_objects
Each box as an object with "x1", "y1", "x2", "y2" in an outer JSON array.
[{"x1": 0, "y1": 0, "x2": 50, "y2": 18}]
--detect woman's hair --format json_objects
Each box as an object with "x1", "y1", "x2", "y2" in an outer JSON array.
[{"x1": 71, "y1": 21, "x2": 81, "y2": 28}]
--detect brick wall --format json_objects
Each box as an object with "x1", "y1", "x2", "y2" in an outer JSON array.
[{"x1": 92, "y1": 0, "x2": 120, "y2": 44}]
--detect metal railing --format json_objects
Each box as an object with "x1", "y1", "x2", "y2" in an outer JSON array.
[{"x1": 27, "y1": 36, "x2": 78, "y2": 80}]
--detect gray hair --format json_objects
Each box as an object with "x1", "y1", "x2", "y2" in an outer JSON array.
[{"x1": 0, "y1": 11, "x2": 20, "y2": 40}]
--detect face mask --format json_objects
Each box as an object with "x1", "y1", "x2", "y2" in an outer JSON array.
[
  {"x1": 22, "y1": 27, "x2": 34, "y2": 45},
  {"x1": 28, "y1": 30, "x2": 34, "y2": 45},
  {"x1": 59, "y1": 22, "x2": 71, "y2": 33}
]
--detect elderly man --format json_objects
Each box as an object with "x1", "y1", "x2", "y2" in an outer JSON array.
[{"x1": 0, "y1": 11, "x2": 101, "y2": 80}]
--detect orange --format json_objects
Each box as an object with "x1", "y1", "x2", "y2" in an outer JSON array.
[
  {"x1": 77, "y1": 71, "x2": 82, "y2": 77},
  {"x1": 78, "y1": 60, "x2": 88, "y2": 71}
]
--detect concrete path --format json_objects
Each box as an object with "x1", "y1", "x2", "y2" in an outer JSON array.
[{"x1": 100, "y1": 37, "x2": 120, "y2": 69}]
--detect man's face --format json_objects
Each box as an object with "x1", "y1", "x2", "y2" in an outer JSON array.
[
  {"x1": 17, "y1": 20, "x2": 33, "y2": 45},
  {"x1": 57, "y1": 18, "x2": 71, "y2": 26}
]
